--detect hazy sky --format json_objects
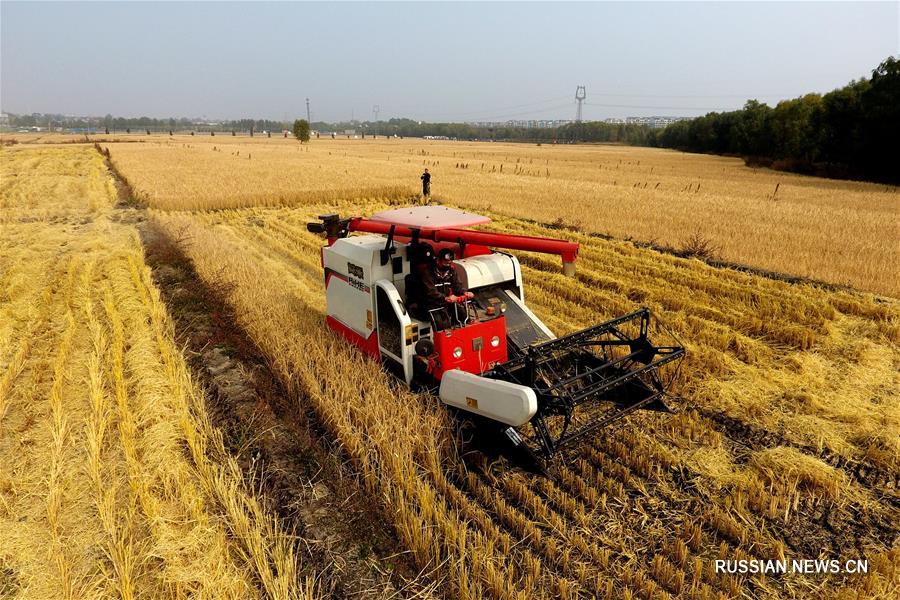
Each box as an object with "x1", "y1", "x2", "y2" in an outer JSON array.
[{"x1": 2, "y1": 1, "x2": 898, "y2": 122}]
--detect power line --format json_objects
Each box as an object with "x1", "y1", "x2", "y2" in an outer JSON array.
[
  {"x1": 588, "y1": 92, "x2": 802, "y2": 99},
  {"x1": 374, "y1": 88, "x2": 780, "y2": 123},
  {"x1": 583, "y1": 102, "x2": 735, "y2": 111},
  {"x1": 461, "y1": 103, "x2": 576, "y2": 123},
  {"x1": 409, "y1": 95, "x2": 572, "y2": 121}
]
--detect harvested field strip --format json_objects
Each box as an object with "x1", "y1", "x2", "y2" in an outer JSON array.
[
  {"x1": 0, "y1": 145, "x2": 313, "y2": 599},
  {"x1": 153, "y1": 200, "x2": 898, "y2": 599}
]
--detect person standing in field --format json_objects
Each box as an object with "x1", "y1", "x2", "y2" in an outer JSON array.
[{"x1": 421, "y1": 168, "x2": 431, "y2": 201}]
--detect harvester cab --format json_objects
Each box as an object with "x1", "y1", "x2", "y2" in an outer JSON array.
[{"x1": 307, "y1": 206, "x2": 684, "y2": 466}]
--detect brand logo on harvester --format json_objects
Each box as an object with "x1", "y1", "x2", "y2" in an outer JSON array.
[
  {"x1": 715, "y1": 559, "x2": 869, "y2": 575},
  {"x1": 348, "y1": 277, "x2": 369, "y2": 293},
  {"x1": 347, "y1": 262, "x2": 364, "y2": 278}
]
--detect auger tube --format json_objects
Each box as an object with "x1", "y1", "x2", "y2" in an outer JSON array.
[{"x1": 347, "y1": 217, "x2": 579, "y2": 275}]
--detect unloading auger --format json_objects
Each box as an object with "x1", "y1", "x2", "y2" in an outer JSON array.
[{"x1": 307, "y1": 206, "x2": 684, "y2": 466}]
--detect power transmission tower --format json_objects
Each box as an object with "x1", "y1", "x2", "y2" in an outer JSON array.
[
  {"x1": 306, "y1": 98, "x2": 311, "y2": 124},
  {"x1": 574, "y1": 86, "x2": 586, "y2": 123},
  {"x1": 373, "y1": 105, "x2": 380, "y2": 121}
]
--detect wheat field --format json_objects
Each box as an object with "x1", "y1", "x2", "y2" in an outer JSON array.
[
  {"x1": 0, "y1": 145, "x2": 313, "y2": 599},
  {"x1": 95, "y1": 134, "x2": 899, "y2": 296},
  {"x1": 2, "y1": 136, "x2": 897, "y2": 599}
]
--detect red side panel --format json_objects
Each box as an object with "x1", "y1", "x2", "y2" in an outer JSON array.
[
  {"x1": 327, "y1": 315, "x2": 381, "y2": 361},
  {"x1": 461, "y1": 243, "x2": 492, "y2": 258},
  {"x1": 431, "y1": 317, "x2": 507, "y2": 380}
]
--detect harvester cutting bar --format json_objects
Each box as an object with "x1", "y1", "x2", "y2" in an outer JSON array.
[
  {"x1": 556, "y1": 347, "x2": 681, "y2": 403},
  {"x1": 490, "y1": 308, "x2": 684, "y2": 462},
  {"x1": 554, "y1": 392, "x2": 664, "y2": 449}
]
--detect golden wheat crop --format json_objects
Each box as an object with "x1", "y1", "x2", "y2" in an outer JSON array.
[
  {"x1": 99, "y1": 135, "x2": 899, "y2": 296},
  {"x1": 150, "y1": 195, "x2": 899, "y2": 599},
  {"x1": 6, "y1": 137, "x2": 897, "y2": 599},
  {"x1": 0, "y1": 145, "x2": 313, "y2": 599}
]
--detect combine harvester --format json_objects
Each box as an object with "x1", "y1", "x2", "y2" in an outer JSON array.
[{"x1": 308, "y1": 206, "x2": 684, "y2": 467}]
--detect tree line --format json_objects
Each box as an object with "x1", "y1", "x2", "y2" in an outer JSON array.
[
  {"x1": 4, "y1": 113, "x2": 288, "y2": 134},
  {"x1": 310, "y1": 117, "x2": 657, "y2": 145},
  {"x1": 653, "y1": 56, "x2": 899, "y2": 184}
]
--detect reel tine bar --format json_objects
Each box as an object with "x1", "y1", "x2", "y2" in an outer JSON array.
[{"x1": 490, "y1": 308, "x2": 685, "y2": 462}]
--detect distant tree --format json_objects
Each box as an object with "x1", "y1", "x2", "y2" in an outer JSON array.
[
  {"x1": 293, "y1": 119, "x2": 311, "y2": 142},
  {"x1": 816, "y1": 79, "x2": 867, "y2": 166},
  {"x1": 859, "y1": 56, "x2": 900, "y2": 180}
]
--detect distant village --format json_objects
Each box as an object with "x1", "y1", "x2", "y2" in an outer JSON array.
[{"x1": 469, "y1": 116, "x2": 690, "y2": 129}]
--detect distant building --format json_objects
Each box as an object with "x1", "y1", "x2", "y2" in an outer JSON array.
[
  {"x1": 0, "y1": 113, "x2": 9, "y2": 128},
  {"x1": 468, "y1": 119, "x2": 571, "y2": 128},
  {"x1": 624, "y1": 116, "x2": 691, "y2": 129}
]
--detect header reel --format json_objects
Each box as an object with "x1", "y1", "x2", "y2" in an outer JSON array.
[{"x1": 488, "y1": 308, "x2": 684, "y2": 465}]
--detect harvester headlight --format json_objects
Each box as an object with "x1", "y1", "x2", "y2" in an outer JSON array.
[
  {"x1": 490, "y1": 336, "x2": 501, "y2": 348},
  {"x1": 453, "y1": 346, "x2": 463, "y2": 359}
]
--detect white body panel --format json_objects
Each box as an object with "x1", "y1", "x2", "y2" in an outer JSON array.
[
  {"x1": 323, "y1": 235, "x2": 410, "y2": 337},
  {"x1": 455, "y1": 254, "x2": 517, "y2": 291},
  {"x1": 439, "y1": 370, "x2": 538, "y2": 426}
]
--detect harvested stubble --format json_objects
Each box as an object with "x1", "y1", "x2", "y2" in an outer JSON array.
[
  {"x1": 0, "y1": 146, "x2": 313, "y2": 599},
  {"x1": 100, "y1": 135, "x2": 899, "y2": 296},
  {"x1": 153, "y1": 199, "x2": 898, "y2": 599}
]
